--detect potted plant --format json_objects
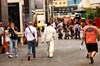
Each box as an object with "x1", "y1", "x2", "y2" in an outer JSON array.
[{"x1": 95, "y1": 7, "x2": 100, "y2": 28}]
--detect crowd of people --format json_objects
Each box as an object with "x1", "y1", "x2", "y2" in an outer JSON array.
[{"x1": 0, "y1": 19, "x2": 100, "y2": 64}]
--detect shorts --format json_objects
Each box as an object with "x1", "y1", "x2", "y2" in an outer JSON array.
[{"x1": 86, "y1": 43, "x2": 98, "y2": 52}]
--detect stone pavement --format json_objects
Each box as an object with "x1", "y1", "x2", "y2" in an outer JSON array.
[{"x1": 0, "y1": 33, "x2": 100, "y2": 66}]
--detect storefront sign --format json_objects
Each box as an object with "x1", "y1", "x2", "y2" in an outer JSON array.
[{"x1": 54, "y1": 6, "x2": 77, "y2": 13}]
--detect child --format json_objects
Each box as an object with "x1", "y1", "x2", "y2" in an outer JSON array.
[
  {"x1": 58, "y1": 29, "x2": 63, "y2": 39},
  {"x1": 64, "y1": 27, "x2": 69, "y2": 39},
  {"x1": 5, "y1": 26, "x2": 10, "y2": 54},
  {"x1": 70, "y1": 26, "x2": 74, "y2": 39}
]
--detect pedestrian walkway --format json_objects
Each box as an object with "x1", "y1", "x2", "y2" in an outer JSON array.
[{"x1": 0, "y1": 35, "x2": 100, "y2": 66}]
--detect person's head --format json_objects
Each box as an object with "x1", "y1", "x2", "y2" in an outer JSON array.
[
  {"x1": 7, "y1": 22, "x2": 9, "y2": 26},
  {"x1": 47, "y1": 22, "x2": 51, "y2": 26},
  {"x1": 0, "y1": 22, "x2": 2, "y2": 27},
  {"x1": 38, "y1": 21, "x2": 40, "y2": 23},
  {"x1": 29, "y1": 21, "x2": 33, "y2": 26},
  {"x1": 87, "y1": 19, "x2": 93, "y2": 25},
  {"x1": 5, "y1": 26, "x2": 9, "y2": 30},
  {"x1": 10, "y1": 22, "x2": 15, "y2": 28}
]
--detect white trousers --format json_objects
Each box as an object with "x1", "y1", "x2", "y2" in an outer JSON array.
[{"x1": 46, "y1": 39, "x2": 54, "y2": 57}]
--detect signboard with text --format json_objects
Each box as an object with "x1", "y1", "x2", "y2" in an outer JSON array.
[{"x1": 54, "y1": 6, "x2": 77, "y2": 13}]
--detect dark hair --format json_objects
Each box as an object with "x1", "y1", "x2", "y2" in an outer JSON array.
[
  {"x1": 38, "y1": 21, "x2": 40, "y2": 23},
  {"x1": 5, "y1": 26, "x2": 9, "y2": 30},
  {"x1": 88, "y1": 19, "x2": 93, "y2": 24},
  {"x1": 47, "y1": 22, "x2": 51, "y2": 26}
]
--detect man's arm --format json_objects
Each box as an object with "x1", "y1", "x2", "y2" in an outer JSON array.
[
  {"x1": 53, "y1": 28, "x2": 56, "y2": 40},
  {"x1": 95, "y1": 27, "x2": 100, "y2": 41},
  {"x1": 35, "y1": 28, "x2": 37, "y2": 41},
  {"x1": 42, "y1": 28, "x2": 46, "y2": 43},
  {"x1": 81, "y1": 31, "x2": 86, "y2": 45}
]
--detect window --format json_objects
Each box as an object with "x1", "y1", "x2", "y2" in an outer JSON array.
[
  {"x1": 60, "y1": 13, "x2": 67, "y2": 16},
  {"x1": 67, "y1": 1, "x2": 74, "y2": 4},
  {"x1": 63, "y1": 2, "x2": 65, "y2": 4},
  {"x1": 59, "y1": 2, "x2": 62, "y2": 4},
  {"x1": 55, "y1": 2, "x2": 57, "y2": 5},
  {"x1": 76, "y1": 0, "x2": 82, "y2": 4}
]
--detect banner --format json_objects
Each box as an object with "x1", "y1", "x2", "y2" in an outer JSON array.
[{"x1": 64, "y1": 18, "x2": 70, "y2": 22}]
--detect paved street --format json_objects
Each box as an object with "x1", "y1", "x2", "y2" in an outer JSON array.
[{"x1": 0, "y1": 33, "x2": 100, "y2": 66}]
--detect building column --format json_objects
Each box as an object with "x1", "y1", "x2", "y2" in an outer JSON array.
[{"x1": 19, "y1": 2, "x2": 24, "y2": 45}]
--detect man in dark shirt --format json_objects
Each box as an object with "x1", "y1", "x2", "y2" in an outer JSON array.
[{"x1": 8, "y1": 23, "x2": 18, "y2": 58}]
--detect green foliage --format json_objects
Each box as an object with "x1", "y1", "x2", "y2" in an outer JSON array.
[
  {"x1": 85, "y1": 8, "x2": 95, "y2": 21},
  {"x1": 96, "y1": 7, "x2": 100, "y2": 18}
]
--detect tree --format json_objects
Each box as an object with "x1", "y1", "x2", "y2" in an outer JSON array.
[
  {"x1": 85, "y1": 8, "x2": 95, "y2": 21},
  {"x1": 96, "y1": 7, "x2": 100, "y2": 18}
]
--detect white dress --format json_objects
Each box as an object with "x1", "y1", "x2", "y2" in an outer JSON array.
[{"x1": 5, "y1": 30, "x2": 10, "y2": 42}]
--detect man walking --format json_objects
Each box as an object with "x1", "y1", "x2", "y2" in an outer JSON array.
[
  {"x1": 42, "y1": 22, "x2": 56, "y2": 58},
  {"x1": 25, "y1": 22, "x2": 37, "y2": 60},
  {"x1": 81, "y1": 19, "x2": 99, "y2": 64}
]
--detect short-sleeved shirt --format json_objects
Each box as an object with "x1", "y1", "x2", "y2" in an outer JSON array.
[
  {"x1": 9, "y1": 28, "x2": 17, "y2": 40},
  {"x1": 75, "y1": 24, "x2": 80, "y2": 31},
  {"x1": 84, "y1": 26, "x2": 99, "y2": 44}
]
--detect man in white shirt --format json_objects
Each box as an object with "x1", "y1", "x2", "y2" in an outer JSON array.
[
  {"x1": 42, "y1": 22, "x2": 56, "y2": 58},
  {"x1": 25, "y1": 22, "x2": 37, "y2": 60}
]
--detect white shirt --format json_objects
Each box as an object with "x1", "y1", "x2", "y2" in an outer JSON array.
[
  {"x1": 25, "y1": 26, "x2": 37, "y2": 41},
  {"x1": 5, "y1": 30, "x2": 10, "y2": 42},
  {"x1": 42, "y1": 26, "x2": 56, "y2": 42},
  {"x1": 44, "y1": 24, "x2": 47, "y2": 29},
  {"x1": 53, "y1": 22, "x2": 56, "y2": 28}
]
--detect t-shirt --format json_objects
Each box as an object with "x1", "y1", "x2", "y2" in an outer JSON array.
[
  {"x1": 84, "y1": 26, "x2": 99, "y2": 44},
  {"x1": 75, "y1": 24, "x2": 80, "y2": 31},
  {"x1": 5, "y1": 30, "x2": 10, "y2": 42},
  {"x1": 9, "y1": 28, "x2": 18, "y2": 39}
]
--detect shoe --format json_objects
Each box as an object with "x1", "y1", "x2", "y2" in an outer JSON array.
[
  {"x1": 33, "y1": 57, "x2": 37, "y2": 59},
  {"x1": 5, "y1": 52, "x2": 9, "y2": 55},
  {"x1": 49, "y1": 56, "x2": 53, "y2": 58},
  {"x1": 18, "y1": 49, "x2": 20, "y2": 51},
  {"x1": 28, "y1": 56, "x2": 30, "y2": 60},
  {"x1": 90, "y1": 57, "x2": 94, "y2": 64},
  {"x1": 8, "y1": 55, "x2": 13, "y2": 58},
  {"x1": 15, "y1": 55, "x2": 18, "y2": 58}
]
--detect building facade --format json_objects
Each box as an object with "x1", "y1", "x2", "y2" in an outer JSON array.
[{"x1": 53, "y1": 0, "x2": 82, "y2": 18}]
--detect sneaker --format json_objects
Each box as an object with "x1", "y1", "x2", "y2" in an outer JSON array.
[
  {"x1": 28, "y1": 56, "x2": 30, "y2": 60},
  {"x1": 15, "y1": 55, "x2": 18, "y2": 58},
  {"x1": 49, "y1": 56, "x2": 53, "y2": 58},
  {"x1": 8, "y1": 55, "x2": 13, "y2": 58},
  {"x1": 18, "y1": 49, "x2": 20, "y2": 51},
  {"x1": 5, "y1": 52, "x2": 9, "y2": 55},
  {"x1": 33, "y1": 57, "x2": 37, "y2": 59}
]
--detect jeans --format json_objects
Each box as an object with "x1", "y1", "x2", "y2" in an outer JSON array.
[
  {"x1": 10, "y1": 39, "x2": 18, "y2": 56},
  {"x1": 75, "y1": 31, "x2": 80, "y2": 39},
  {"x1": 27, "y1": 41, "x2": 36, "y2": 57}
]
